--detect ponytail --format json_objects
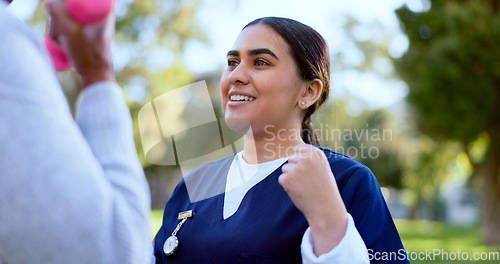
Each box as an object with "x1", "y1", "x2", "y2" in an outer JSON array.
[
  {"x1": 301, "y1": 118, "x2": 320, "y2": 146},
  {"x1": 301, "y1": 104, "x2": 321, "y2": 146}
]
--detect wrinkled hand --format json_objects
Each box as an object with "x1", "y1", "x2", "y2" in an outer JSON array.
[
  {"x1": 280, "y1": 144, "x2": 347, "y2": 255},
  {"x1": 46, "y1": 0, "x2": 115, "y2": 87}
]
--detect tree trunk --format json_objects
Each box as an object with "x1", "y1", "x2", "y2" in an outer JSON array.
[
  {"x1": 409, "y1": 191, "x2": 422, "y2": 220},
  {"x1": 481, "y1": 181, "x2": 500, "y2": 245},
  {"x1": 409, "y1": 205, "x2": 418, "y2": 220},
  {"x1": 478, "y1": 142, "x2": 500, "y2": 245}
]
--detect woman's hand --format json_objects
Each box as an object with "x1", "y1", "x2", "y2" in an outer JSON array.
[
  {"x1": 279, "y1": 144, "x2": 348, "y2": 256},
  {"x1": 46, "y1": 0, "x2": 115, "y2": 87}
]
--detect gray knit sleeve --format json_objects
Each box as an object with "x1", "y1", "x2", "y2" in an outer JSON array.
[{"x1": 0, "y1": 5, "x2": 152, "y2": 264}]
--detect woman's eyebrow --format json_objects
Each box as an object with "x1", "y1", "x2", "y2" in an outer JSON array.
[
  {"x1": 226, "y1": 48, "x2": 279, "y2": 60},
  {"x1": 248, "y1": 48, "x2": 279, "y2": 60},
  {"x1": 227, "y1": 50, "x2": 239, "y2": 57}
]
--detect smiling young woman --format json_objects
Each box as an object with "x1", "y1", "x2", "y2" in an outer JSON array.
[{"x1": 153, "y1": 17, "x2": 409, "y2": 264}]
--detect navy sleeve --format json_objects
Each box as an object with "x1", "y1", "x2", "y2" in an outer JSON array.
[{"x1": 339, "y1": 165, "x2": 409, "y2": 263}]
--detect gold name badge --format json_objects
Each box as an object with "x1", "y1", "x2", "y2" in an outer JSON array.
[{"x1": 178, "y1": 210, "x2": 194, "y2": 220}]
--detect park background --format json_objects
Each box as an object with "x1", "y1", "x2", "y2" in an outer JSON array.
[{"x1": 9, "y1": 0, "x2": 500, "y2": 262}]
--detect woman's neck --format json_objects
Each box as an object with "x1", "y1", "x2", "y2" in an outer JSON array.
[{"x1": 241, "y1": 123, "x2": 305, "y2": 164}]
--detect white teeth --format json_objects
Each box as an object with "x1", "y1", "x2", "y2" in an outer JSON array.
[{"x1": 230, "y1": 95, "x2": 256, "y2": 101}]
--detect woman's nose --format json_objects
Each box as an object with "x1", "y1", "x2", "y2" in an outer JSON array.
[{"x1": 228, "y1": 63, "x2": 250, "y2": 85}]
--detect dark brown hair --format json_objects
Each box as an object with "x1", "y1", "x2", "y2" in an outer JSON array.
[{"x1": 244, "y1": 17, "x2": 330, "y2": 146}]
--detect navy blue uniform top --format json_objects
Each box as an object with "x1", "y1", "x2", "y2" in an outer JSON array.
[{"x1": 154, "y1": 147, "x2": 409, "y2": 263}]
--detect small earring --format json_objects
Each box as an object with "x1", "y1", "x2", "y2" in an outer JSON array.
[
  {"x1": 308, "y1": 88, "x2": 313, "y2": 93},
  {"x1": 300, "y1": 102, "x2": 305, "y2": 106}
]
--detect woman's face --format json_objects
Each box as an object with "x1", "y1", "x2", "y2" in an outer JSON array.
[{"x1": 221, "y1": 24, "x2": 306, "y2": 135}]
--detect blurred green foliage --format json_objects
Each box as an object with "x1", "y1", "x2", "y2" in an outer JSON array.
[
  {"x1": 395, "y1": 1, "x2": 500, "y2": 141},
  {"x1": 394, "y1": 0, "x2": 500, "y2": 244}
]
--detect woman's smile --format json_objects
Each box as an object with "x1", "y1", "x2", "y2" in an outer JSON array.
[{"x1": 227, "y1": 90, "x2": 257, "y2": 106}]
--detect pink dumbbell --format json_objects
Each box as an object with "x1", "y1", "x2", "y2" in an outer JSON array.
[{"x1": 45, "y1": 0, "x2": 114, "y2": 71}]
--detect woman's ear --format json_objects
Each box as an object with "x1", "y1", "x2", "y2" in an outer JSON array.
[{"x1": 298, "y1": 79, "x2": 323, "y2": 109}]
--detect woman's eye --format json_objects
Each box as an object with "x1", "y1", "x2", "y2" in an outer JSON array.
[
  {"x1": 228, "y1": 59, "x2": 239, "y2": 67},
  {"x1": 254, "y1": 59, "x2": 269, "y2": 66}
]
